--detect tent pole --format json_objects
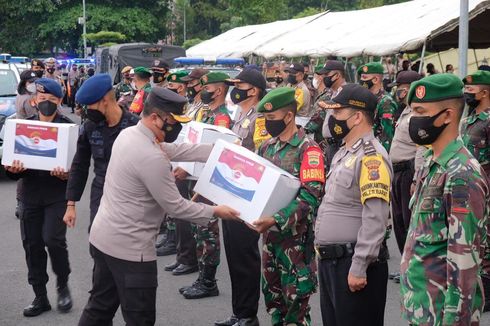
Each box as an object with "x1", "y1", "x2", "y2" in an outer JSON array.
[
  {"x1": 418, "y1": 41, "x2": 427, "y2": 74},
  {"x1": 458, "y1": 0, "x2": 469, "y2": 78},
  {"x1": 473, "y1": 48, "x2": 479, "y2": 68},
  {"x1": 437, "y1": 52, "x2": 444, "y2": 72}
]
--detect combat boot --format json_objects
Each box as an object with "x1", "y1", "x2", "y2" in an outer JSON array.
[
  {"x1": 182, "y1": 265, "x2": 219, "y2": 299},
  {"x1": 23, "y1": 295, "x2": 51, "y2": 317},
  {"x1": 156, "y1": 229, "x2": 176, "y2": 256},
  {"x1": 179, "y1": 265, "x2": 203, "y2": 295}
]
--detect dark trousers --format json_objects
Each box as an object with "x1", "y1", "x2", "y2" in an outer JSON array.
[
  {"x1": 391, "y1": 163, "x2": 415, "y2": 254},
  {"x1": 79, "y1": 245, "x2": 158, "y2": 326},
  {"x1": 174, "y1": 179, "x2": 197, "y2": 266},
  {"x1": 222, "y1": 220, "x2": 261, "y2": 319},
  {"x1": 318, "y1": 256, "x2": 388, "y2": 326},
  {"x1": 20, "y1": 201, "x2": 71, "y2": 296}
]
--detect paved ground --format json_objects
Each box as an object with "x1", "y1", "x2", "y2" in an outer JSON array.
[{"x1": 0, "y1": 107, "x2": 488, "y2": 325}]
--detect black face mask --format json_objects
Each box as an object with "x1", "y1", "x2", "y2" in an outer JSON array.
[
  {"x1": 275, "y1": 77, "x2": 283, "y2": 84},
  {"x1": 46, "y1": 68, "x2": 55, "y2": 74},
  {"x1": 201, "y1": 90, "x2": 215, "y2": 105},
  {"x1": 464, "y1": 92, "x2": 480, "y2": 110},
  {"x1": 37, "y1": 100, "x2": 58, "y2": 116},
  {"x1": 408, "y1": 109, "x2": 448, "y2": 145},
  {"x1": 153, "y1": 72, "x2": 166, "y2": 84},
  {"x1": 360, "y1": 79, "x2": 375, "y2": 90},
  {"x1": 265, "y1": 115, "x2": 289, "y2": 137},
  {"x1": 327, "y1": 114, "x2": 354, "y2": 140},
  {"x1": 287, "y1": 74, "x2": 297, "y2": 85},
  {"x1": 86, "y1": 109, "x2": 106, "y2": 123},
  {"x1": 187, "y1": 85, "x2": 199, "y2": 102},
  {"x1": 323, "y1": 75, "x2": 336, "y2": 88},
  {"x1": 87, "y1": 70, "x2": 95, "y2": 77},
  {"x1": 34, "y1": 70, "x2": 44, "y2": 78},
  {"x1": 162, "y1": 122, "x2": 182, "y2": 143},
  {"x1": 303, "y1": 74, "x2": 309, "y2": 81},
  {"x1": 230, "y1": 87, "x2": 251, "y2": 104}
]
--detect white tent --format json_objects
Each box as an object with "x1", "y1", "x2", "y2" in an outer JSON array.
[{"x1": 187, "y1": 0, "x2": 490, "y2": 58}]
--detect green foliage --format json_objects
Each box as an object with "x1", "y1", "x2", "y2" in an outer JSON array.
[
  {"x1": 183, "y1": 38, "x2": 204, "y2": 49},
  {"x1": 85, "y1": 31, "x2": 126, "y2": 43},
  {"x1": 293, "y1": 7, "x2": 324, "y2": 19}
]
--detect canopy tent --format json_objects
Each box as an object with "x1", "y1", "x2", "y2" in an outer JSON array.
[{"x1": 187, "y1": 0, "x2": 490, "y2": 59}]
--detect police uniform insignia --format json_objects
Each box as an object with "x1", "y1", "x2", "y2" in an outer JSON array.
[
  {"x1": 364, "y1": 158, "x2": 381, "y2": 181},
  {"x1": 359, "y1": 154, "x2": 390, "y2": 204},
  {"x1": 253, "y1": 117, "x2": 271, "y2": 148},
  {"x1": 344, "y1": 156, "x2": 357, "y2": 168},
  {"x1": 362, "y1": 65, "x2": 368, "y2": 73},
  {"x1": 36, "y1": 84, "x2": 45, "y2": 93},
  {"x1": 418, "y1": 128, "x2": 428, "y2": 139},
  {"x1": 264, "y1": 102, "x2": 273, "y2": 111},
  {"x1": 260, "y1": 129, "x2": 268, "y2": 136},
  {"x1": 333, "y1": 123, "x2": 343, "y2": 135},
  {"x1": 300, "y1": 147, "x2": 325, "y2": 184},
  {"x1": 415, "y1": 85, "x2": 426, "y2": 99},
  {"x1": 241, "y1": 118, "x2": 250, "y2": 128},
  {"x1": 214, "y1": 115, "x2": 230, "y2": 128}
]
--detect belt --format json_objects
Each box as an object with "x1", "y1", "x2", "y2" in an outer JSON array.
[
  {"x1": 315, "y1": 242, "x2": 355, "y2": 260},
  {"x1": 392, "y1": 160, "x2": 413, "y2": 173}
]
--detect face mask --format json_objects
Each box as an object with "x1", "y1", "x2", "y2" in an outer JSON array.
[
  {"x1": 88, "y1": 70, "x2": 95, "y2": 77},
  {"x1": 360, "y1": 78, "x2": 375, "y2": 90},
  {"x1": 287, "y1": 74, "x2": 297, "y2": 85},
  {"x1": 464, "y1": 92, "x2": 480, "y2": 110},
  {"x1": 26, "y1": 83, "x2": 37, "y2": 94},
  {"x1": 312, "y1": 78, "x2": 319, "y2": 89},
  {"x1": 201, "y1": 90, "x2": 215, "y2": 105},
  {"x1": 230, "y1": 87, "x2": 251, "y2": 104},
  {"x1": 408, "y1": 109, "x2": 448, "y2": 145},
  {"x1": 187, "y1": 85, "x2": 199, "y2": 102},
  {"x1": 47, "y1": 68, "x2": 55, "y2": 74},
  {"x1": 303, "y1": 74, "x2": 308, "y2": 81},
  {"x1": 34, "y1": 70, "x2": 44, "y2": 78},
  {"x1": 265, "y1": 115, "x2": 289, "y2": 137},
  {"x1": 37, "y1": 100, "x2": 58, "y2": 116},
  {"x1": 86, "y1": 108, "x2": 106, "y2": 123},
  {"x1": 275, "y1": 77, "x2": 283, "y2": 84},
  {"x1": 162, "y1": 122, "x2": 183, "y2": 143},
  {"x1": 168, "y1": 87, "x2": 179, "y2": 94},
  {"x1": 153, "y1": 72, "x2": 165, "y2": 84},
  {"x1": 323, "y1": 75, "x2": 336, "y2": 88},
  {"x1": 327, "y1": 114, "x2": 355, "y2": 140}
]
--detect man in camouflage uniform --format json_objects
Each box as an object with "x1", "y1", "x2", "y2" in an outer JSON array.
[
  {"x1": 400, "y1": 74, "x2": 489, "y2": 325},
  {"x1": 305, "y1": 60, "x2": 346, "y2": 171},
  {"x1": 253, "y1": 87, "x2": 325, "y2": 326},
  {"x1": 461, "y1": 69, "x2": 490, "y2": 312},
  {"x1": 358, "y1": 62, "x2": 398, "y2": 152},
  {"x1": 114, "y1": 66, "x2": 133, "y2": 101},
  {"x1": 180, "y1": 72, "x2": 233, "y2": 300},
  {"x1": 129, "y1": 67, "x2": 152, "y2": 115}
]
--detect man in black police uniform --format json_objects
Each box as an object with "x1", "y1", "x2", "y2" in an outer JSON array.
[
  {"x1": 5, "y1": 78, "x2": 73, "y2": 317},
  {"x1": 63, "y1": 74, "x2": 139, "y2": 231}
]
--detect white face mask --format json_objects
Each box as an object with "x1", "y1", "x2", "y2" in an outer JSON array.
[
  {"x1": 26, "y1": 83, "x2": 37, "y2": 94},
  {"x1": 312, "y1": 77, "x2": 320, "y2": 90}
]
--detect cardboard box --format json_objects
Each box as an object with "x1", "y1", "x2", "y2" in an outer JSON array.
[
  {"x1": 194, "y1": 139, "x2": 301, "y2": 225},
  {"x1": 1, "y1": 119, "x2": 79, "y2": 171},
  {"x1": 177, "y1": 121, "x2": 240, "y2": 177}
]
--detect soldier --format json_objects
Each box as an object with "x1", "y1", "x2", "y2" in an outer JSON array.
[
  {"x1": 305, "y1": 60, "x2": 347, "y2": 171},
  {"x1": 358, "y1": 62, "x2": 398, "y2": 152},
  {"x1": 314, "y1": 84, "x2": 392, "y2": 325},
  {"x1": 5, "y1": 78, "x2": 74, "y2": 317},
  {"x1": 114, "y1": 66, "x2": 133, "y2": 101},
  {"x1": 213, "y1": 69, "x2": 269, "y2": 326},
  {"x1": 461, "y1": 69, "x2": 490, "y2": 311},
  {"x1": 31, "y1": 59, "x2": 45, "y2": 78},
  {"x1": 180, "y1": 72, "x2": 233, "y2": 300},
  {"x1": 151, "y1": 59, "x2": 170, "y2": 87},
  {"x1": 400, "y1": 74, "x2": 489, "y2": 325},
  {"x1": 181, "y1": 68, "x2": 209, "y2": 120},
  {"x1": 284, "y1": 63, "x2": 312, "y2": 127},
  {"x1": 252, "y1": 87, "x2": 325, "y2": 326},
  {"x1": 63, "y1": 74, "x2": 140, "y2": 232},
  {"x1": 166, "y1": 71, "x2": 189, "y2": 96},
  {"x1": 129, "y1": 67, "x2": 152, "y2": 115}
]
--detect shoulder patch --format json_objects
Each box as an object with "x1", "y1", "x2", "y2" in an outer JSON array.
[
  {"x1": 300, "y1": 146, "x2": 325, "y2": 184},
  {"x1": 359, "y1": 154, "x2": 390, "y2": 204},
  {"x1": 214, "y1": 114, "x2": 230, "y2": 128},
  {"x1": 253, "y1": 116, "x2": 270, "y2": 149}
]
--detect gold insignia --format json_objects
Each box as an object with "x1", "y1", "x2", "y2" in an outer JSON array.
[
  {"x1": 333, "y1": 123, "x2": 343, "y2": 135},
  {"x1": 264, "y1": 102, "x2": 273, "y2": 111},
  {"x1": 362, "y1": 65, "x2": 368, "y2": 73},
  {"x1": 415, "y1": 85, "x2": 426, "y2": 99},
  {"x1": 202, "y1": 75, "x2": 208, "y2": 83},
  {"x1": 307, "y1": 150, "x2": 321, "y2": 167},
  {"x1": 466, "y1": 75, "x2": 473, "y2": 84}
]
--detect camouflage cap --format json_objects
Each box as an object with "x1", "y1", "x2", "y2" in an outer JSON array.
[
  {"x1": 166, "y1": 70, "x2": 189, "y2": 83},
  {"x1": 463, "y1": 70, "x2": 490, "y2": 86},
  {"x1": 257, "y1": 87, "x2": 296, "y2": 113},
  {"x1": 357, "y1": 62, "x2": 384, "y2": 75},
  {"x1": 408, "y1": 73, "x2": 464, "y2": 105},
  {"x1": 200, "y1": 72, "x2": 230, "y2": 86}
]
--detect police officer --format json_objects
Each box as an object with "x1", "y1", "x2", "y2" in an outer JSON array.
[
  {"x1": 63, "y1": 74, "x2": 140, "y2": 231},
  {"x1": 15, "y1": 70, "x2": 38, "y2": 119},
  {"x1": 213, "y1": 69, "x2": 269, "y2": 326},
  {"x1": 31, "y1": 59, "x2": 45, "y2": 78},
  {"x1": 284, "y1": 63, "x2": 312, "y2": 126},
  {"x1": 358, "y1": 62, "x2": 398, "y2": 152},
  {"x1": 252, "y1": 87, "x2": 325, "y2": 326},
  {"x1": 400, "y1": 74, "x2": 489, "y2": 325},
  {"x1": 460, "y1": 69, "x2": 490, "y2": 312},
  {"x1": 181, "y1": 68, "x2": 209, "y2": 120},
  {"x1": 315, "y1": 83, "x2": 392, "y2": 326},
  {"x1": 77, "y1": 87, "x2": 240, "y2": 326},
  {"x1": 129, "y1": 67, "x2": 152, "y2": 115},
  {"x1": 5, "y1": 78, "x2": 73, "y2": 317},
  {"x1": 151, "y1": 59, "x2": 170, "y2": 87}
]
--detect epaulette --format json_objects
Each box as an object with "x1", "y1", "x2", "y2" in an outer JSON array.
[{"x1": 362, "y1": 139, "x2": 377, "y2": 156}]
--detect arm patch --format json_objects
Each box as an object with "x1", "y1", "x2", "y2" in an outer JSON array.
[{"x1": 359, "y1": 154, "x2": 390, "y2": 204}]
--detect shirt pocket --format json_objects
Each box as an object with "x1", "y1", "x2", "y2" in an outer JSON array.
[
  {"x1": 413, "y1": 195, "x2": 448, "y2": 243},
  {"x1": 332, "y1": 169, "x2": 355, "y2": 205}
]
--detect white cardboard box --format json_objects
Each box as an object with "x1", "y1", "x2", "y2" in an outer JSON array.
[
  {"x1": 194, "y1": 139, "x2": 301, "y2": 225},
  {"x1": 1, "y1": 119, "x2": 79, "y2": 171},
  {"x1": 177, "y1": 121, "x2": 240, "y2": 177}
]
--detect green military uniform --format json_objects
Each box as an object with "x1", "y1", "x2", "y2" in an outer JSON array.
[
  {"x1": 114, "y1": 80, "x2": 132, "y2": 101},
  {"x1": 129, "y1": 67, "x2": 152, "y2": 115},
  {"x1": 257, "y1": 87, "x2": 325, "y2": 326},
  {"x1": 400, "y1": 74, "x2": 490, "y2": 325}
]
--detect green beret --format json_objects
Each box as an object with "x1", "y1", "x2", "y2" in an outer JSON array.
[
  {"x1": 408, "y1": 73, "x2": 464, "y2": 105},
  {"x1": 314, "y1": 64, "x2": 324, "y2": 74},
  {"x1": 257, "y1": 87, "x2": 296, "y2": 113},
  {"x1": 167, "y1": 70, "x2": 189, "y2": 83},
  {"x1": 357, "y1": 62, "x2": 384, "y2": 75},
  {"x1": 463, "y1": 70, "x2": 490, "y2": 85},
  {"x1": 134, "y1": 66, "x2": 152, "y2": 78},
  {"x1": 200, "y1": 72, "x2": 231, "y2": 86}
]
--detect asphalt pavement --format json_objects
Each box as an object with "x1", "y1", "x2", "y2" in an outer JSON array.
[{"x1": 0, "y1": 106, "x2": 488, "y2": 326}]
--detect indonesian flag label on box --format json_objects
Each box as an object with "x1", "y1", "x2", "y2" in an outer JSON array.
[
  {"x1": 209, "y1": 148, "x2": 265, "y2": 201},
  {"x1": 187, "y1": 126, "x2": 199, "y2": 144},
  {"x1": 14, "y1": 123, "x2": 58, "y2": 158}
]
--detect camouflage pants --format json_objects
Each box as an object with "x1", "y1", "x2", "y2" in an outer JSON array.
[
  {"x1": 261, "y1": 233, "x2": 317, "y2": 326},
  {"x1": 192, "y1": 218, "x2": 220, "y2": 267},
  {"x1": 166, "y1": 220, "x2": 176, "y2": 231}
]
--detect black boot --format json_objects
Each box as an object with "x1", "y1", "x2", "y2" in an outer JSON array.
[
  {"x1": 57, "y1": 286, "x2": 72, "y2": 313},
  {"x1": 155, "y1": 230, "x2": 167, "y2": 248},
  {"x1": 183, "y1": 265, "x2": 219, "y2": 299},
  {"x1": 23, "y1": 295, "x2": 51, "y2": 317},
  {"x1": 156, "y1": 230, "x2": 176, "y2": 256},
  {"x1": 215, "y1": 315, "x2": 238, "y2": 326},
  {"x1": 179, "y1": 265, "x2": 203, "y2": 295}
]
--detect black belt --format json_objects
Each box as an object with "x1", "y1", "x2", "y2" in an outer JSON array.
[
  {"x1": 392, "y1": 160, "x2": 413, "y2": 173},
  {"x1": 315, "y1": 242, "x2": 355, "y2": 260}
]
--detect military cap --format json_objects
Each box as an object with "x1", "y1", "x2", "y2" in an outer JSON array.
[
  {"x1": 244, "y1": 64, "x2": 261, "y2": 72},
  {"x1": 146, "y1": 86, "x2": 191, "y2": 123},
  {"x1": 134, "y1": 66, "x2": 152, "y2": 79},
  {"x1": 479, "y1": 65, "x2": 490, "y2": 72},
  {"x1": 322, "y1": 83, "x2": 377, "y2": 113},
  {"x1": 31, "y1": 59, "x2": 45, "y2": 69},
  {"x1": 35, "y1": 78, "x2": 63, "y2": 98},
  {"x1": 225, "y1": 68, "x2": 266, "y2": 90},
  {"x1": 181, "y1": 68, "x2": 209, "y2": 82},
  {"x1": 151, "y1": 59, "x2": 170, "y2": 71},
  {"x1": 75, "y1": 74, "x2": 113, "y2": 105},
  {"x1": 408, "y1": 73, "x2": 464, "y2": 105},
  {"x1": 166, "y1": 70, "x2": 189, "y2": 83},
  {"x1": 200, "y1": 72, "x2": 230, "y2": 86},
  {"x1": 463, "y1": 70, "x2": 490, "y2": 85},
  {"x1": 121, "y1": 66, "x2": 133, "y2": 74},
  {"x1": 318, "y1": 60, "x2": 345, "y2": 74},
  {"x1": 44, "y1": 57, "x2": 56, "y2": 65},
  {"x1": 389, "y1": 70, "x2": 422, "y2": 87},
  {"x1": 257, "y1": 87, "x2": 296, "y2": 113},
  {"x1": 357, "y1": 62, "x2": 384, "y2": 75},
  {"x1": 20, "y1": 70, "x2": 38, "y2": 83},
  {"x1": 284, "y1": 63, "x2": 304, "y2": 74}
]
